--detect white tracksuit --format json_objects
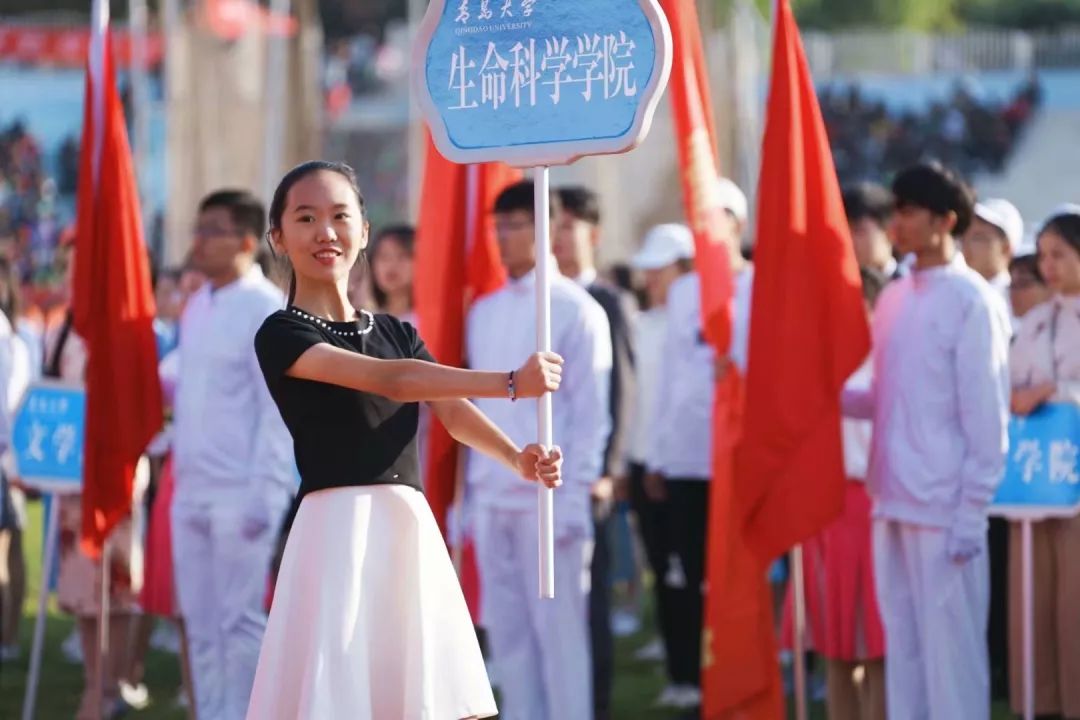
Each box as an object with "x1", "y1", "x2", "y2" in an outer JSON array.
[
  {"x1": 845, "y1": 254, "x2": 1011, "y2": 719},
  {"x1": 170, "y1": 267, "x2": 294, "y2": 720},
  {"x1": 466, "y1": 268, "x2": 611, "y2": 720}
]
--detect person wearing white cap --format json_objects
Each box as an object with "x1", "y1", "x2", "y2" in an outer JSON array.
[
  {"x1": 962, "y1": 197, "x2": 1025, "y2": 699},
  {"x1": 623, "y1": 223, "x2": 695, "y2": 702},
  {"x1": 645, "y1": 177, "x2": 754, "y2": 709},
  {"x1": 963, "y1": 197, "x2": 1025, "y2": 322}
]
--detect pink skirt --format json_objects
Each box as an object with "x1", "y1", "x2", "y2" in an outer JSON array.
[
  {"x1": 246, "y1": 485, "x2": 496, "y2": 720},
  {"x1": 139, "y1": 455, "x2": 176, "y2": 617},
  {"x1": 782, "y1": 481, "x2": 885, "y2": 661}
]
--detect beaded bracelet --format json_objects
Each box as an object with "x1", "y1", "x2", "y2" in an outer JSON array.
[{"x1": 508, "y1": 371, "x2": 517, "y2": 402}]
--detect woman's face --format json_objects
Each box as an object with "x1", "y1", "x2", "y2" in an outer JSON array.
[
  {"x1": 1037, "y1": 228, "x2": 1080, "y2": 296},
  {"x1": 272, "y1": 170, "x2": 367, "y2": 288},
  {"x1": 371, "y1": 235, "x2": 413, "y2": 299}
]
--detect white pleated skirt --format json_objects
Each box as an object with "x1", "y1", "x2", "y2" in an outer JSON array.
[{"x1": 246, "y1": 485, "x2": 497, "y2": 720}]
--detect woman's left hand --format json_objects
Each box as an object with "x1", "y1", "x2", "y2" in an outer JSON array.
[{"x1": 516, "y1": 444, "x2": 563, "y2": 488}]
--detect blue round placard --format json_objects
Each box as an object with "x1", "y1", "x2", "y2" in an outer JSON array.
[{"x1": 413, "y1": 0, "x2": 671, "y2": 166}]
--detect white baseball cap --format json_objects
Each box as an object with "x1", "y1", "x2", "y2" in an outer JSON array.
[
  {"x1": 974, "y1": 198, "x2": 1024, "y2": 253},
  {"x1": 716, "y1": 177, "x2": 749, "y2": 223},
  {"x1": 631, "y1": 223, "x2": 695, "y2": 270}
]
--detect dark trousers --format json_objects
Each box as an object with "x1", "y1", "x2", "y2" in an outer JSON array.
[
  {"x1": 988, "y1": 516, "x2": 1009, "y2": 701},
  {"x1": 665, "y1": 478, "x2": 710, "y2": 687},
  {"x1": 628, "y1": 462, "x2": 677, "y2": 682},
  {"x1": 590, "y1": 497, "x2": 614, "y2": 720}
]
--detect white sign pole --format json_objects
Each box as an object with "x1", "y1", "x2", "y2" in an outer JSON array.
[
  {"x1": 790, "y1": 544, "x2": 809, "y2": 720},
  {"x1": 1022, "y1": 518, "x2": 1034, "y2": 720},
  {"x1": 21, "y1": 494, "x2": 61, "y2": 720},
  {"x1": 535, "y1": 166, "x2": 555, "y2": 600}
]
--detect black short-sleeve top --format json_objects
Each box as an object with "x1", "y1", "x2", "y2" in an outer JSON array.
[{"x1": 254, "y1": 308, "x2": 436, "y2": 500}]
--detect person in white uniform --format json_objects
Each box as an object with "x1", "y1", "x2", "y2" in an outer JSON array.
[
  {"x1": 843, "y1": 162, "x2": 1011, "y2": 720},
  {"x1": 646, "y1": 177, "x2": 753, "y2": 710},
  {"x1": 962, "y1": 196, "x2": 1025, "y2": 325},
  {"x1": 466, "y1": 180, "x2": 612, "y2": 720},
  {"x1": 171, "y1": 190, "x2": 296, "y2": 720}
]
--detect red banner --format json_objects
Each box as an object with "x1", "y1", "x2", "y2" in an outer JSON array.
[{"x1": 0, "y1": 26, "x2": 164, "y2": 67}]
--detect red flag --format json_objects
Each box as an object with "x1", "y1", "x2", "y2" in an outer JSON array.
[
  {"x1": 72, "y1": 0, "x2": 163, "y2": 556},
  {"x1": 414, "y1": 135, "x2": 519, "y2": 621},
  {"x1": 736, "y1": 0, "x2": 870, "y2": 561},
  {"x1": 661, "y1": 0, "x2": 784, "y2": 716},
  {"x1": 414, "y1": 134, "x2": 519, "y2": 535}
]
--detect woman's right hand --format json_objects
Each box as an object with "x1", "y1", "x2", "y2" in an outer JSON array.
[
  {"x1": 1011, "y1": 382, "x2": 1056, "y2": 416},
  {"x1": 514, "y1": 352, "x2": 564, "y2": 398}
]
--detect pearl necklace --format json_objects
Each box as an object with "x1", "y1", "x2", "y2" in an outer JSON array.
[{"x1": 289, "y1": 306, "x2": 375, "y2": 337}]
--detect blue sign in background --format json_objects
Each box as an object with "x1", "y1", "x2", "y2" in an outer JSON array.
[
  {"x1": 13, "y1": 383, "x2": 85, "y2": 493},
  {"x1": 425, "y1": 0, "x2": 659, "y2": 151},
  {"x1": 993, "y1": 402, "x2": 1080, "y2": 518}
]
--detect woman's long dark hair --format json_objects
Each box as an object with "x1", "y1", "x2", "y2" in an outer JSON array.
[
  {"x1": 267, "y1": 160, "x2": 366, "y2": 304},
  {"x1": 1040, "y1": 212, "x2": 1080, "y2": 260},
  {"x1": 367, "y1": 224, "x2": 415, "y2": 311}
]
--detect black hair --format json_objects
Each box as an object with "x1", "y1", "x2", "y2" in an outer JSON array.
[
  {"x1": 1009, "y1": 253, "x2": 1044, "y2": 284},
  {"x1": 0, "y1": 256, "x2": 19, "y2": 323},
  {"x1": 890, "y1": 161, "x2": 975, "y2": 237},
  {"x1": 199, "y1": 189, "x2": 266, "y2": 240},
  {"x1": 493, "y1": 180, "x2": 559, "y2": 220},
  {"x1": 367, "y1": 224, "x2": 416, "y2": 310},
  {"x1": 859, "y1": 266, "x2": 887, "y2": 309},
  {"x1": 267, "y1": 160, "x2": 367, "y2": 304},
  {"x1": 556, "y1": 186, "x2": 601, "y2": 225},
  {"x1": 843, "y1": 182, "x2": 893, "y2": 228},
  {"x1": 1040, "y1": 212, "x2": 1080, "y2": 260}
]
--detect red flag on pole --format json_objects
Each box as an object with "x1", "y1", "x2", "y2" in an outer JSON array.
[
  {"x1": 736, "y1": 0, "x2": 870, "y2": 563},
  {"x1": 413, "y1": 135, "x2": 519, "y2": 536},
  {"x1": 660, "y1": 0, "x2": 784, "y2": 715},
  {"x1": 72, "y1": 0, "x2": 163, "y2": 556},
  {"x1": 414, "y1": 135, "x2": 519, "y2": 620}
]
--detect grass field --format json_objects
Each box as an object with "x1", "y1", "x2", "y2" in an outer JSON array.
[{"x1": 0, "y1": 502, "x2": 1013, "y2": 719}]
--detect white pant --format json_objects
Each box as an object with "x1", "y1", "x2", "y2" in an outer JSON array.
[
  {"x1": 172, "y1": 489, "x2": 282, "y2": 720},
  {"x1": 475, "y1": 506, "x2": 593, "y2": 720},
  {"x1": 874, "y1": 518, "x2": 990, "y2": 720}
]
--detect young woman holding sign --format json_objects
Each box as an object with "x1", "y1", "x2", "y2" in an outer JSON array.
[
  {"x1": 1007, "y1": 206, "x2": 1080, "y2": 718},
  {"x1": 246, "y1": 161, "x2": 564, "y2": 720}
]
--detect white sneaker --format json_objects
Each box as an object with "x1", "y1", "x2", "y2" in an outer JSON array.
[
  {"x1": 654, "y1": 684, "x2": 685, "y2": 708},
  {"x1": 633, "y1": 637, "x2": 665, "y2": 662},
  {"x1": 119, "y1": 682, "x2": 151, "y2": 710},
  {"x1": 673, "y1": 685, "x2": 702, "y2": 709},
  {"x1": 61, "y1": 630, "x2": 83, "y2": 664}
]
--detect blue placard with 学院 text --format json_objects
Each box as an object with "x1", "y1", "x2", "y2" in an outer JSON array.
[
  {"x1": 414, "y1": 0, "x2": 671, "y2": 167},
  {"x1": 991, "y1": 402, "x2": 1080, "y2": 520},
  {"x1": 12, "y1": 382, "x2": 85, "y2": 494}
]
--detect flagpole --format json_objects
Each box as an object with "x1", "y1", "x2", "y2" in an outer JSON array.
[
  {"x1": 129, "y1": 0, "x2": 152, "y2": 245},
  {"x1": 262, "y1": 0, "x2": 292, "y2": 203},
  {"x1": 534, "y1": 166, "x2": 555, "y2": 600},
  {"x1": 790, "y1": 544, "x2": 809, "y2": 720}
]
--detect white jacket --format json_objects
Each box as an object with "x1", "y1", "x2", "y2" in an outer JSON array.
[
  {"x1": 172, "y1": 267, "x2": 293, "y2": 503},
  {"x1": 648, "y1": 268, "x2": 753, "y2": 479},
  {"x1": 465, "y1": 268, "x2": 611, "y2": 536},
  {"x1": 844, "y1": 254, "x2": 1011, "y2": 538}
]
